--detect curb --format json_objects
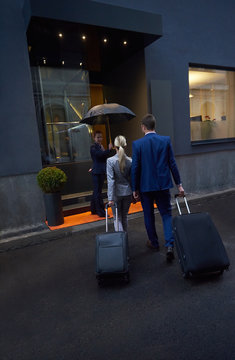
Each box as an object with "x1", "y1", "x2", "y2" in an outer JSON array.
[{"x1": 0, "y1": 188, "x2": 234, "y2": 252}]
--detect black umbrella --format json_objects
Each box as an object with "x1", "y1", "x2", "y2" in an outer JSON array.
[{"x1": 80, "y1": 103, "x2": 136, "y2": 142}]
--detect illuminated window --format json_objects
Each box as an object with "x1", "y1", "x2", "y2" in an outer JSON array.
[{"x1": 189, "y1": 66, "x2": 235, "y2": 142}]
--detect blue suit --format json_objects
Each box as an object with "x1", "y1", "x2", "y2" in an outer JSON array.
[
  {"x1": 131, "y1": 133, "x2": 181, "y2": 247},
  {"x1": 90, "y1": 143, "x2": 111, "y2": 216}
]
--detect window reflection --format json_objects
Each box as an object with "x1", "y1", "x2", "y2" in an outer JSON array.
[
  {"x1": 189, "y1": 67, "x2": 235, "y2": 142},
  {"x1": 32, "y1": 66, "x2": 92, "y2": 163}
]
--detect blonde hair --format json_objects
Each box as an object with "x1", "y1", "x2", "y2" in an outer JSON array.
[{"x1": 114, "y1": 135, "x2": 127, "y2": 172}]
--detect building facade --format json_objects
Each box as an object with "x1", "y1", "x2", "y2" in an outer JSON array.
[{"x1": 1, "y1": 0, "x2": 235, "y2": 239}]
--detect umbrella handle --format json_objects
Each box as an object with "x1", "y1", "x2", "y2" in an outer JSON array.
[{"x1": 107, "y1": 117, "x2": 112, "y2": 144}]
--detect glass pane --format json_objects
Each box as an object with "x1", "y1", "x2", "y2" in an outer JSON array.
[
  {"x1": 32, "y1": 66, "x2": 92, "y2": 163},
  {"x1": 189, "y1": 67, "x2": 235, "y2": 142}
]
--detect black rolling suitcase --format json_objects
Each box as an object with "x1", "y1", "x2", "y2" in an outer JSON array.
[
  {"x1": 173, "y1": 195, "x2": 230, "y2": 278},
  {"x1": 95, "y1": 203, "x2": 130, "y2": 285}
]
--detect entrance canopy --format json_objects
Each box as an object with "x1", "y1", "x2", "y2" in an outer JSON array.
[
  {"x1": 24, "y1": 0, "x2": 162, "y2": 36},
  {"x1": 24, "y1": 0, "x2": 162, "y2": 71}
]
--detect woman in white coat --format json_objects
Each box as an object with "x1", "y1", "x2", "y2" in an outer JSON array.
[{"x1": 106, "y1": 135, "x2": 132, "y2": 232}]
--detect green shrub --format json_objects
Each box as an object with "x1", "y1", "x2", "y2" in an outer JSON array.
[{"x1": 37, "y1": 167, "x2": 67, "y2": 193}]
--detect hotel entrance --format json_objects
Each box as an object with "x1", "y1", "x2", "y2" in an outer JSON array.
[{"x1": 27, "y1": 16, "x2": 160, "y2": 214}]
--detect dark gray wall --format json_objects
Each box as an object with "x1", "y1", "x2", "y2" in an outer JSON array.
[
  {"x1": 177, "y1": 150, "x2": 235, "y2": 194},
  {"x1": 0, "y1": 0, "x2": 42, "y2": 177},
  {"x1": 94, "y1": 0, "x2": 235, "y2": 155},
  {"x1": 0, "y1": 174, "x2": 46, "y2": 239},
  {"x1": 151, "y1": 80, "x2": 174, "y2": 145},
  {"x1": 0, "y1": 0, "x2": 45, "y2": 237}
]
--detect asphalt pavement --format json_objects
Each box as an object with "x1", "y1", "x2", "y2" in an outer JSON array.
[{"x1": 0, "y1": 189, "x2": 235, "y2": 360}]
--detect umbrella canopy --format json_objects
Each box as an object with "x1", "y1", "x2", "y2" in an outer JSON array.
[{"x1": 81, "y1": 103, "x2": 136, "y2": 124}]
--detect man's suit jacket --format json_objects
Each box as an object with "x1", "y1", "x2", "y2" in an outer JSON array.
[
  {"x1": 90, "y1": 143, "x2": 111, "y2": 174},
  {"x1": 106, "y1": 154, "x2": 132, "y2": 201},
  {"x1": 131, "y1": 133, "x2": 181, "y2": 193}
]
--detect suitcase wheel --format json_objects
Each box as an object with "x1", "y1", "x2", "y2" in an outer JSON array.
[
  {"x1": 97, "y1": 277, "x2": 104, "y2": 287},
  {"x1": 123, "y1": 272, "x2": 130, "y2": 284},
  {"x1": 96, "y1": 274, "x2": 103, "y2": 287},
  {"x1": 182, "y1": 271, "x2": 192, "y2": 279}
]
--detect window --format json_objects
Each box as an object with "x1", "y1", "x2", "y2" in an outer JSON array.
[
  {"x1": 32, "y1": 67, "x2": 93, "y2": 164},
  {"x1": 189, "y1": 66, "x2": 235, "y2": 142}
]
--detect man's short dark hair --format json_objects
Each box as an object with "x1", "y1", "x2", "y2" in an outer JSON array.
[
  {"x1": 94, "y1": 130, "x2": 102, "y2": 137},
  {"x1": 141, "y1": 114, "x2": 156, "y2": 130}
]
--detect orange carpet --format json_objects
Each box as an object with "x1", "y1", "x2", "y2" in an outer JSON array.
[{"x1": 47, "y1": 201, "x2": 154, "y2": 230}]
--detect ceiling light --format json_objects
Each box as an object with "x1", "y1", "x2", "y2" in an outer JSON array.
[
  {"x1": 123, "y1": 40, "x2": 127, "y2": 45},
  {"x1": 62, "y1": 60, "x2": 65, "y2": 65},
  {"x1": 58, "y1": 33, "x2": 63, "y2": 38},
  {"x1": 103, "y1": 38, "x2": 108, "y2": 43},
  {"x1": 82, "y1": 35, "x2": 86, "y2": 40},
  {"x1": 43, "y1": 58, "x2": 46, "y2": 65},
  {"x1": 80, "y1": 62, "x2": 83, "y2": 66}
]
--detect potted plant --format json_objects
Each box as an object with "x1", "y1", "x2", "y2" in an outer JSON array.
[{"x1": 37, "y1": 167, "x2": 67, "y2": 226}]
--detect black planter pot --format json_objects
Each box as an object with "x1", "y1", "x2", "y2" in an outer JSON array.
[{"x1": 44, "y1": 192, "x2": 64, "y2": 226}]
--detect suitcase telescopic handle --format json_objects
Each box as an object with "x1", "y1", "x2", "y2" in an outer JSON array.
[
  {"x1": 105, "y1": 203, "x2": 119, "y2": 232},
  {"x1": 175, "y1": 194, "x2": 191, "y2": 215}
]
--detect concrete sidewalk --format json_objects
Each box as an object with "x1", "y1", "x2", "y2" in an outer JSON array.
[
  {"x1": 0, "y1": 189, "x2": 234, "y2": 360},
  {"x1": 1, "y1": 188, "x2": 234, "y2": 252}
]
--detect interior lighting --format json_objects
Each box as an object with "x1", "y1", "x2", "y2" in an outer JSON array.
[
  {"x1": 123, "y1": 40, "x2": 127, "y2": 45},
  {"x1": 58, "y1": 33, "x2": 63, "y2": 38},
  {"x1": 62, "y1": 60, "x2": 65, "y2": 65},
  {"x1": 43, "y1": 58, "x2": 46, "y2": 65},
  {"x1": 103, "y1": 38, "x2": 108, "y2": 43},
  {"x1": 80, "y1": 62, "x2": 83, "y2": 66},
  {"x1": 82, "y1": 35, "x2": 86, "y2": 40},
  {"x1": 189, "y1": 93, "x2": 194, "y2": 98}
]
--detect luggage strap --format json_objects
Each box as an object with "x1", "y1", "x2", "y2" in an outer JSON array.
[
  {"x1": 105, "y1": 203, "x2": 119, "y2": 232},
  {"x1": 175, "y1": 194, "x2": 191, "y2": 215}
]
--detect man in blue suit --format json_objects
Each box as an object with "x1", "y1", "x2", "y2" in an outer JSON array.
[
  {"x1": 90, "y1": 131, "x2": 113, "y2": 217},
  {"x1": 131, "y1": 114, "x2": 184, "y2": 261}
]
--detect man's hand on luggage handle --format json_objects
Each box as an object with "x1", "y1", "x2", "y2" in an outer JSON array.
[
  {"x1": 133, "y1": 191, "x2": 140, "y2": 201},
  {"x1": 178, "y1": 184, "x2": 185, "y2": 197}
]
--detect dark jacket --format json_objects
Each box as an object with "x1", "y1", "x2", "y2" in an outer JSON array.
[
  {"x1": 90, "y1": 142, "x2": 111, "y2": 174},
  {"x1": 131, "y1": 133, "x2": 181, "y2": 192}
]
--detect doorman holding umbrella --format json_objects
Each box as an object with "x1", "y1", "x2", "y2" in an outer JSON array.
[
  {"x1": 90, "y1": 130, "x2": 113, "y2": 217},
  {"x1": 81, "y1": 102, "x2": 135, "y2": 217}
]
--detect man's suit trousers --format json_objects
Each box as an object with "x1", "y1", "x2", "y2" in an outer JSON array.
[{"x1": 140, "y1": 189, "x2": 174, "y2": 248}]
